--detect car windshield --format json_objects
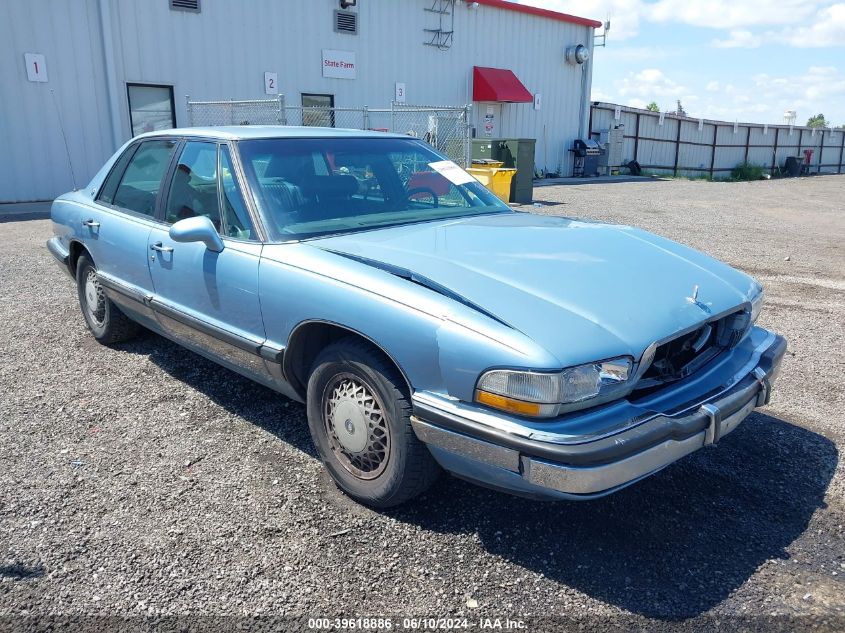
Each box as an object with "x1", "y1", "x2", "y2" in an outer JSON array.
[{"x1": 236, "y1": 137, "x2": 511, "y2": 241}]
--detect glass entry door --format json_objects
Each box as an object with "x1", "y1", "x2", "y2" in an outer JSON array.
[{"x1": 301, "y1": 93, "x2": 335, "y2": 127}]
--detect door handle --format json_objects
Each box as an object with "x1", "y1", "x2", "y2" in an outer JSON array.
[
  {"x1": 82, "y1": 219, "x2": 100, "y2": 228},
  {"x1": 150, "y1": 242, "x2": 174, "y2": 253}
]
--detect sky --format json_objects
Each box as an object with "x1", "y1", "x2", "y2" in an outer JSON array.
[{"x1": 516, "y1": 0, "x2": 845, "y2": 126}]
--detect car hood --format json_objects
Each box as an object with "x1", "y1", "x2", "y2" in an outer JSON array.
[{"x1": 313, "y1": 213, "x2": 757, "y2": 366}]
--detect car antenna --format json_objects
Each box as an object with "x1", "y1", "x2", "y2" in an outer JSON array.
[{"x1": 50, "y1": 88, "x2": 78, "y2": 191}]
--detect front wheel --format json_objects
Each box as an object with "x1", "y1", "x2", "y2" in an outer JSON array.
[
  {"x1": 75, "y1": 255, "x2": 140, "y2": 344},
  {"x1": 306, "y1": 338, "x2": 440, "y2": 508}
]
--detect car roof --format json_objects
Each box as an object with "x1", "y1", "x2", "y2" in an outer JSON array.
[{"x1": 134, "y1": 126, "x2": 412, "y2": 141}]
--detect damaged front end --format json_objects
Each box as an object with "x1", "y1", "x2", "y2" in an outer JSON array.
[{"x1": 634, "y1": 309, "x2": 755, "y2": 394}]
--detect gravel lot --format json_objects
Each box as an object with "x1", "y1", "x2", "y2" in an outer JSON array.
[{"x1": 1, "y1": 175, "x2": 843, "y2": 628}]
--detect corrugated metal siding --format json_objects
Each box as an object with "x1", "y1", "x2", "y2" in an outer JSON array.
[
  {"x1": 2, "y1": 0, "x2": 595, "y2": 201},
  {"x1": 0, "y1": 0, "x2": 112, "y2": 202}
]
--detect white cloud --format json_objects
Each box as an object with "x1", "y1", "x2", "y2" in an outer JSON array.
[
  {"x1": 648, "y1": 0, "x2": 820, "y2": 28},
  {"x1": 706, "y1": 3, "x2": 845, "y2": 49},
  {"x1": 596, "y1": 65, "x2": 845, "y2": 125},
  {"x1": 616, "y1": 68, "x2": 688, "y2": 99},
  {"x1": 712, "y1": 29, "x2": 763, "y2": 48},
  {"x1": 518, "y1": 0, "x2": 845, "y2": 49},
  {"x1": 770, "y1": 3, "x2": 845, "y2": 47}
]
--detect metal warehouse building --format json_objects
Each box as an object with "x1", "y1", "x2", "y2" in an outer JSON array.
[{"x1": 0, "y1": 0, "x2": 600, "y2": 202}]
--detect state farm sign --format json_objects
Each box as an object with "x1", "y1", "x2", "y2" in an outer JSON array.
[{"x1": 322, "y1": 49, "x2": 356, "y2": 80}]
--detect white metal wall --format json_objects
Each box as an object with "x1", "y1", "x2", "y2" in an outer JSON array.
[
  {"x1": 0, "y1": 0, "x2": 113, "y2": 203},
  {"x1": 1, "y1": 0, "x2": 595, "y2": 202}
]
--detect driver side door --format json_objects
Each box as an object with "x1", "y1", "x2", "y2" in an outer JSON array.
[{"x1": 146, "y1": 140, "x2": 270, "y2": 382}]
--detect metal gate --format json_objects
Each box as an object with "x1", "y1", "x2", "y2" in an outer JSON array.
[{"x1": 185, "y1": 95, "x2": 473, "y2": 166}]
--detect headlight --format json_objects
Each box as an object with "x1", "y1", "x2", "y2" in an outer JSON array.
[
  {"x1": 750, "y1": 286, "x2": 764, "y2": 325},
  {"x1": 475, "y1": 357, "x2": 633, "y2": 418}
]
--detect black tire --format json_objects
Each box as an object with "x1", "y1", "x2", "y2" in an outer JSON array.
[
  {"x1": 306, "y1": 337, "x2": 440, "y2": 508},
  {"x1": 75, "y1": 254, "x2": 140, "y2": 345}
]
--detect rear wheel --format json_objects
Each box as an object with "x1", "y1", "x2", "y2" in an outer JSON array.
[
  {"x1": 75, "y1": 255, "x2": 140, "y2": 344},
  {"x1": 306, "y1": 338, "x2": 440, "y2": 508}
]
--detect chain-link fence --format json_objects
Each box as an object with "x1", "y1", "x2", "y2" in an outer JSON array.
[
  {"x1": 185, "y1": 96, "x2": 286, "y2": 126},
  {"x1": 385, "y1": 104, "x2": 472, "y2": 166},
  {"x1": 185, "y1": 95, "x2": 473, "y2": 166}
]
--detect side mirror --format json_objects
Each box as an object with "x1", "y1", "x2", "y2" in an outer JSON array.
[{"x1": 169, "y1": 216, "x2": 224, "y2": 252}]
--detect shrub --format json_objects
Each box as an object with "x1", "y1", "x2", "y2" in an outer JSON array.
[{"x1": 730, "y1": 162, "x2": 766, "y2": 181}]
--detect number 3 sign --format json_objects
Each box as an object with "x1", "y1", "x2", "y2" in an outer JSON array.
[{"x1": 264, "y1": 72, "x2": 278, "y2": 95}]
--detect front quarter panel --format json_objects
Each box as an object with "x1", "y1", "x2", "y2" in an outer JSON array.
[{"x1": 258, "y1": 244, "x2": 560, "y2": 400}]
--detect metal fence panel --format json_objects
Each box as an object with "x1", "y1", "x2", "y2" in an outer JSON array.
[{"x1": 590, "y1": 102, "x2": 845, "y2": 176}]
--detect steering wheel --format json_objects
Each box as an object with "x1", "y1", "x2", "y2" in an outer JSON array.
[
  {"x1": 361, "y1": 178, "x2": 379, "y2": 201},
  {"x1": 406, "y1": 187, "x2": 439, "y2": 207}
]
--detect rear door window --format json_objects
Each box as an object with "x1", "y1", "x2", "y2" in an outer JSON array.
[
  {"x1": 112, "y1": 139, "x2": 177, "y2": 217},
  {"x1": 98, "y1": 144, "x2": 138, "y2": 205}
]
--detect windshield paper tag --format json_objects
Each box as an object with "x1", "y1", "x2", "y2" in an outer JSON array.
[{"x1": 429, "y1": 160, "x2": 475, "y2": 186}]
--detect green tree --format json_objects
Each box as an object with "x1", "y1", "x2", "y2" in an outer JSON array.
[
  {"x1": 806, "y1": 113, "x2": 828, "y2": 128},
  {"x1": 646, "y1": 101, "x2": 660, "y2": 112}
]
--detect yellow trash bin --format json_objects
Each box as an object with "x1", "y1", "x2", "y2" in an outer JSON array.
[{"x1": 467, "y1": 160, "x2": 517, "y2": 203}]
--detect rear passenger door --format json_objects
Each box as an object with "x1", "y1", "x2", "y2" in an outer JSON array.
[
  {"x1": 146, "y1": 141, "x2": 269, "y2": 380},
  {"x1": 88, "y1": 139, "x2": 177, "y2": 327}
]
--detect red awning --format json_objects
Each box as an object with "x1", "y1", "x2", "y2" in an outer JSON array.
[{"x1": 472, "y1": 66, "x2": 533, "y2": 103}]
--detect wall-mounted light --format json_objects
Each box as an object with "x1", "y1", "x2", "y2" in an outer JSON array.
[
  {"x1": 340, "y1": 0, "x2": 356, "y2": 8},
  {"x1": 565, "y1": 44, "x2": 589, "y2": 65}
]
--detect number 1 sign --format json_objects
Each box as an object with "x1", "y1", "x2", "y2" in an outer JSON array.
[{"x1": 24, "y1": 53, "x2": 48, "y2": 83}]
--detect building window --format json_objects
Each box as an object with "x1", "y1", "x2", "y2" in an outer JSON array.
[
  {"x1": 127, "y1": 83, "x2": 176, "y2": 136},
  {"x1": 301, "y1": 94, "x2": 335, "y2": 128}
]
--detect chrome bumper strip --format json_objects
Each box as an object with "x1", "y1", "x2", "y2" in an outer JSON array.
[
  {"x1": 46, "y1": 237, "x2": 70, "y2": 269},
  {"x1": 522, "y1": 393, "x2": 761, "y2": 495}
]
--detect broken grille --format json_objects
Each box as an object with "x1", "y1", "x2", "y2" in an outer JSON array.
[{"x1": 635, "y1": 310, "x2": 748, "y2": 393}]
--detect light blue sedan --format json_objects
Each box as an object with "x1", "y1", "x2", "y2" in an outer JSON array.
[{"x1": 47, "y1": 127, "x2": 786, "y2": 508}]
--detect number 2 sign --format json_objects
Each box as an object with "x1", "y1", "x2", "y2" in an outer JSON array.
[
  {"x1": 25, "y1": 53, "x2": 48, "y2": 83},
  {"x1": 264, "y1": 72, "x2": 278, "y2": 95}
]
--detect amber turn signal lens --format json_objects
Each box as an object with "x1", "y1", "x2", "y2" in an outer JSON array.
[{"x1": 476, "y1": 390, "x2": 541, "y2": 416}]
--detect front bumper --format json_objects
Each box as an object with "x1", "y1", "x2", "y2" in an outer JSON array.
[{"x1": 411, "y1": 328, "x2": 787, "y2": 500}]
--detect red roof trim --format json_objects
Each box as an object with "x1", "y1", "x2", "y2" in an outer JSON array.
[
  {"x1": 465, "y1": 0, "x2": 602, "y2": 29},
  {"x1": 473, "y1": 66, "x2": 533, "y2": 103}
]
